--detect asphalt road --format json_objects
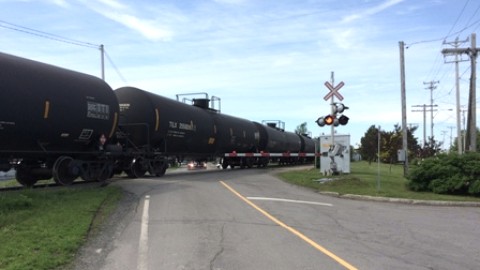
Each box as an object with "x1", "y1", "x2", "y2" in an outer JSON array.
[{"x1": 73, "y1": 166, "x2": 480, "y2": 270}]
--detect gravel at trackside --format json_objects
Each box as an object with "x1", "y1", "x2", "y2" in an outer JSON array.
[{"x1": 66, "y1": 190, "x2": 139, "y2": 270}]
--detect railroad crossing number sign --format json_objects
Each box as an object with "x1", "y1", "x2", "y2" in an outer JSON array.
[{"x1": 323, "y1": 81, "x2": 345, "y2": 101}]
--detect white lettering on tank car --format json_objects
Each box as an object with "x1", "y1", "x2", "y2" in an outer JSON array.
[
  {"x1": 169, "y1": 121, "x2": 196, "y2": 132},
  {"x1": 167, "y1": 130, "x2": 185, "y2": 138},
  {"x1": 119, "y1": 103, "x2": 130, "y2": 112},
  {"x1": 169, "y1": 121, "x2": 177, "y2": 128},
  {"x1": 87, "y1": 101, "x2": 110, "y2": 120},
  {"x1": 0, "y1": 121, "x2": 15, "y2": 130},
  {"x1": 179, "y1": 121, "x2": 196, "y2": 131}
]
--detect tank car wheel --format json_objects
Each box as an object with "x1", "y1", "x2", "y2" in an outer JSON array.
[
  {"x1": 246, "y1": 158, "x2": 254, "y2": 169},
  {"x1": 125, "y1": 158, "x2": 147, "y2": 178},
  {"x1": 16, "y1": 165, "x2": 38, "y2": 187},
  {"x1": 53, "y1": 156, "x2": 77, "y2": 185},
  {"x1": 81, "y1": 169, "x2": 96, "y2": 182},
  {"x1": 148, "y1": 157, "x2": 167, "y2": 177},
  {"x1": 153, "y1": 163, "x2": 168, "y2": 177},
  {"x1": 221, "y1": 160, "x2": 229, "y2": 169},
  {"x1": 97, "y1": 163, "x2": 113, "y2": 182}
]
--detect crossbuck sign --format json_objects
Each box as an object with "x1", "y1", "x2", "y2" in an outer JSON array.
[{"x1": 323, "y1": 81, "x2": 344, "y2": 101}]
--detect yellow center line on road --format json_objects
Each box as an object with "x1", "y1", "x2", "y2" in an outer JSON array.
[{"x1": 220, "y1": 181, "x2": 359, "y2": 270}]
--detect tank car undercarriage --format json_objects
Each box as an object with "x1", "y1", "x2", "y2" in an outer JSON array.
[{"x1": 4, "y1": 153, "x2": 116, "y2": 187}]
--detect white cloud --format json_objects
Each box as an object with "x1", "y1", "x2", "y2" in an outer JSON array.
[
  {"x1": 97, "y1": 0, "x2": 127, "y2": 10},
  {"x1": 48, "y1": 0, "x2": 69, "y2": 8},
  {"x1": 341, "y1": 0, "x2": 405, "y2": 24},
  {"x1": 79, "y1": 0, "x2": 174, "y2": 41},
  {"x1": 213, "y1": 0, "x2": 248, "y2": 5},
  {"x1": 104, "y1": 12, "x2": 173, "y2": 41}
]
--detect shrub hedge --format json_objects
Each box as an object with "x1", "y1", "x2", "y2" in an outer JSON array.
[{"x1": 407, "y1": 152, "x2": 480, "y2": 196}]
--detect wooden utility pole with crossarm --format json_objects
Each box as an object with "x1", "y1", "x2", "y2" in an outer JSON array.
[{"x1": 442, "y1": 33, "x2": 479, "y2": 152}]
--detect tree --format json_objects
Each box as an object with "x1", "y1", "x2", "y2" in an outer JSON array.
[
  {"x1": 450, "y1": 128, "x2": 480, "y2": 153},
  {"x1": 388, "y1": 124, "x2": 420, "y2": 163},
  {"x1": 295, "y1": 122, "x2": 309, "y2": 135},
  {"x1": 359, "y1": 124, "x2": 420, "y2": 164},
  {"x1": 418, "y1": 137, "x2": 443, "y2": 158},
  {"x1": 358, "y1": 125, "x2": 379, "y2": 164}
]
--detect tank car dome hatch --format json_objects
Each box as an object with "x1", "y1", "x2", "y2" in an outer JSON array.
[
  {"x1": 263, "y1": 120, "x2": 285, "y2": 131},
  {"x1": 192, "y1": 98, "x2": 210, "y2": 109},
  {"x1": 176, "y1": 92, "x2": 221, "y2": 113}
]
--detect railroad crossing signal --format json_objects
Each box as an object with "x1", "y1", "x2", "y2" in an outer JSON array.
[
  {"x1": 316, "y1": 115, "x2": 335, "y2": 127},
  {"x1": 332, "y1": 102, "x2": 348, "y2": 114},
  {"x1": 316, "y1": 102, "x2": 349, "y2": 127},
  {"x1": 338, "y1": 115, "x2": 349, "y2": 125}
]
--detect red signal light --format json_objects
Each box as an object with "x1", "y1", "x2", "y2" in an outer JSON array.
[{"x1": 324, "y1": 115, "x2": 335, "y2": 125}]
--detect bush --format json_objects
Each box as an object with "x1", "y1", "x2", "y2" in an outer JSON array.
[{"x1": 407, "y1": 152, "x2": 480, "y2": 196}]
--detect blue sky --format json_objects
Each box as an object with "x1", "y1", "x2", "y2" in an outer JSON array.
[{"x1": 1, "y1": 0, "x2": 479, "y2": 149}]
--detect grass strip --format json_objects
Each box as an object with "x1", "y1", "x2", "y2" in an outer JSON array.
[
  {"x1": 0, "y1": 186, "x2": 122, "y2": 270},
  {"x1": 278, "y1": 161, "x2": 480, "y2": 202}
]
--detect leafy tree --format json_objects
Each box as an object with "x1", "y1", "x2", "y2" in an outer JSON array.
[
  {"x1": 359, "y1": 124, "x2": 420, "y2": 164},
  {"x1": 391, "y1": 124, "x2": 420, "y2": 163},
  {"x1": 417, "y1": 137, "x2": 443, "y2": 158},
  {"x1": 295, "y1": 122, "x2": 309, "y2": 135},
  {"x1": 381, "y1": 130, "x2": 397, "y2": 163},
  {"x1": 450, "y1": 128, "x2": 480, "y2": 153},
  {"x1": 358, "y1": 125, "x2": 379, "y2": 164}
]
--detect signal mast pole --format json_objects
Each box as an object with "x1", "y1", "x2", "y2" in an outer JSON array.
[{"x1": 330, "y1": 71, "x2": 335, "y2": 146}]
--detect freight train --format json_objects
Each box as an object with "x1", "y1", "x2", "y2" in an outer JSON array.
[{"x1": 0, "y1": 52, "x2": 316, "y2": 186}]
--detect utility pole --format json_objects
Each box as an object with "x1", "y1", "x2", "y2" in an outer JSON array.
[
  {"x1": 423, "y1": 80, "x2": 439, "y2": 141},
  {"x1": 412, "y1": 104, "x2": 438, "y2": 147},
  {"x1": 462, "y1": 108, "x2": 467, "y2": 152},
  {"x1": 441, "y1": 130, "x2": 447, "y2": 148},
  {"x1": 442, "y1": 37, "x2": 469, "y2": 154},
  {"x1": 449, "y1": 126, "x2": 455, "y2": 150},
  {"x1": 399, "y1": 41, "x2": 408, "y2": 176},
  {"x1": 442, "y1": 33, "x2": 479, "y2": 152}
]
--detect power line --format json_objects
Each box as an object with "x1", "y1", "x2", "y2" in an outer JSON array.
[
  {"x1": 104, "y1": 50, "x2": 128, "y2": 84},
  {"x1": 463, "y1": 2, "x2": 480, "y2": 30},
  {"x1": 406, "y1": 17, "x2": 480, "y2": 48},
  {"x1": 0, "y1": 19, "x2": 128, "y2": 83},
  {"x1": 445, "y1": 0, "x2": 470, "y2": 38},
  {"x1": 0, "y1": 19, "x2": 99, "y2": 49}
]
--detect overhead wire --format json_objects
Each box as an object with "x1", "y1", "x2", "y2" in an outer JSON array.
[
  {"x1": 0, "y1": 19, "x2": 128, "y2": 83},
  {"x1": 445, "y1": 0, "x2": 470, "y2": 38},
  {"x1": 463, "y1": 1, "x2": 480, "y2": 29},
  {"x1": 0, "y1": 19, "x2": 99, "y2": 49},
  {"x1": 405, "y1": 0, "x2": 478, "y2": 146},
  {"x1": 104, "y1": 50, "x2": 127, "y2": 84}
]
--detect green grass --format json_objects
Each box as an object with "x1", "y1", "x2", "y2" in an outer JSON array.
[
  {"x1": 0, "y1": 186, "x2": 122, "y2": 270},
  {"x1": 278, "y1": 161, "x2": 480, "y2": 202}
]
